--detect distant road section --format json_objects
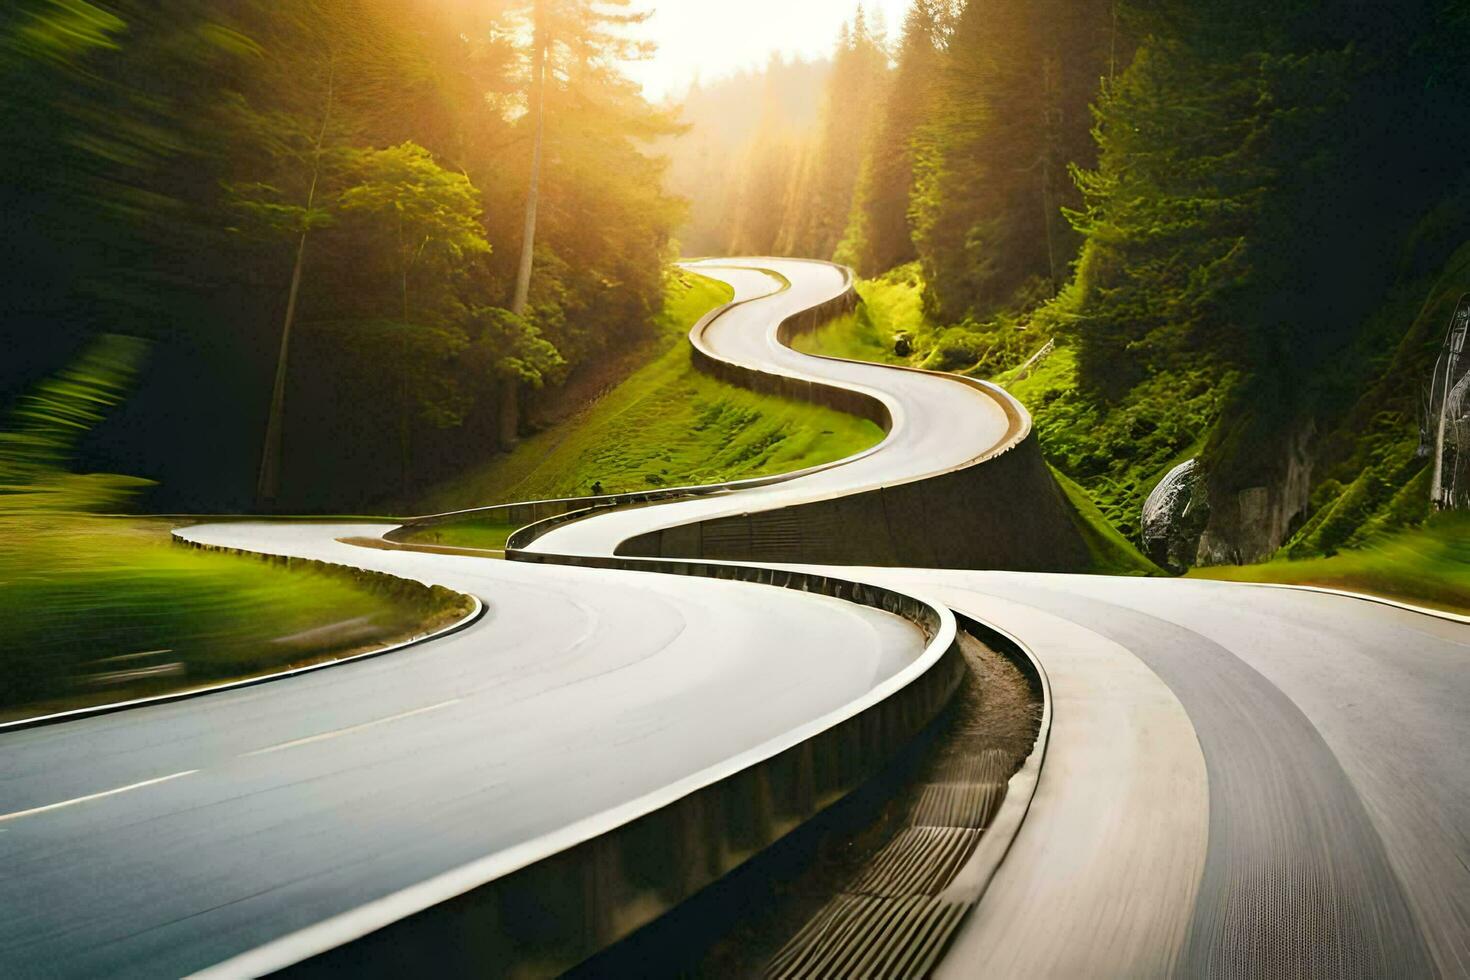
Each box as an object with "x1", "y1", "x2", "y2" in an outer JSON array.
[
  {"x1": 0, "y1": 265, "x2": 931, "y2": 977},
  {"x1": 3, "y1": 258, "x2": 1466, "y2": 979},
  {"x1": 530, "y1": 259, "x2": 1015, "y2": 558}
]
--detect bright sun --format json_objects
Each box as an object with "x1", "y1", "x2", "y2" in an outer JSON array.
[{"x1": 624, "y1": 0, "x2": 913, "y2": 101}]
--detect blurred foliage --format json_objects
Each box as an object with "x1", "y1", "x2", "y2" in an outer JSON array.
[
  {"x1": 0, "y1": 332, "x2": 150, "y2": 513},
  {"x1": 0, "y1": 330, "x2": 466, "y2": 717},
  {"x1": 1192, "y1": 511, "x2": 1470, "y2": 616},
  {"x1": 0, "y1": 516, "x2": 465, "y2": 715},
  {"x1": 1, "y1": 0, "x2": 686, "y2": 510}
]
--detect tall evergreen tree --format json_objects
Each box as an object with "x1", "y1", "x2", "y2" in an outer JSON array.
[
  {"x1": 911, "y1": 0, "x2": 1110, "y2": 320},
  {"x1": 777, "y1": 6, "x2": 890, "y2": 259},
  {"x1": 837, "y1": 0, "x2": 955, "y2": 276}
]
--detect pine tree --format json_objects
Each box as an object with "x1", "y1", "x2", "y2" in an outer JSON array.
[
  {"x1": 837, "y1": 0, "x2": 954, "y2": 275},
  {"x1": 911, "y1": 0, "x2": 1110, "y2": 320},
  {"x1": 779, "y1": 6, "x2": 890, "y2": 259}
]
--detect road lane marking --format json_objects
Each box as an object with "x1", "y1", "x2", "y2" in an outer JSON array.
[
  {"x1": 0, "y1": 770, "x2": 198, "y2": 824},
  {"x1": 240, "y1": 699, "x2": 462, "y2": 757}
]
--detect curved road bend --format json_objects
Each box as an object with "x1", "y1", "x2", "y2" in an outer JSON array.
[
  {"x1": 0, "y1": 266, "x2": 930, "y2": 978},
  {"x1": 528, "y1": 258, "x2": 1016, "y2": 558},
  {"x1": 834, "y1": 570, "x2": 1469, "y2": 978},
  {"x1": 3, "y1": 257, "x2": 1466, "y2": 978},
  {"x1": 536, "y1": 261, "x2": 1470, "y2": 975},
  {"x1": 0, "y1": 529, "x2": 922, "y2": 978}
]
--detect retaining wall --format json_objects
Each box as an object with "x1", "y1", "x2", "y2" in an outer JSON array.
[
  {"x1": 617, "y1": 428, "x2": 1086, "y2": 571},
  {"x1": 325, "y1": 260, "x2": 1070, "y2": 975},
  {"x1": 286, "y1": 559, "x2": 964, "y2": 977}
]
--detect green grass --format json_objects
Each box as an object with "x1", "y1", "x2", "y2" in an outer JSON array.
[
  {"x1": 400, "y1": 517, "x2": 520, "y2": 551},
  {"x1": 1051, "y1": 466, "x2": 1164, "y2": 576},
  {"x1": 788, "y1": 269, "x2": 1167, "y2": 573},
  {"x1": 1190, "y1": 513, "x2": 1470, "y2": 615},
  {"x1": 790, "y1": 264, "x2": 921, "y2": 365},
  {"x1": 0, "y1": 515, "x2": 469, "y2": 719},
  {"x1": 418, "y1": 270, "x2": 885, "y2": 517},
  {"x1": 789, "y1": 306, "x2": 899, "y2": 363},
  {"x1": 994, "y1": 342, "x2": 1074, "y2": 402}
]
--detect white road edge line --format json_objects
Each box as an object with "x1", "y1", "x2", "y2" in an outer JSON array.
[
  {"x1": 188, "y1": 587, "x2": 960, "y2": 980},
  {"x1": 240, "y1": 699, "x2": 463, "y2": 757},
  {"x1": 0, "y1": 594, "x2": 485, "y2": 733},
  {"x1": 1229, "y1": 580, "x2": 1470, "y2": 625},
  {"x1": 0, "y1": 770, "x2": 198, "y2": 824}
]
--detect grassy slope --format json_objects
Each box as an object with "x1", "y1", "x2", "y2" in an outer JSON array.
[
  {"x1": 404, "y1": 517, "x2": 521, "y2": 552},
  {"x1": 821, "y1": 267, "x2": 1215, "y2": 550},
  {"x1": 1051, "y1": 467, "x2": 1165, "y2": 575},
  {"x1": 790, "y1": 267, "x2": 914, "y2": 366},
  {"x1": 1, "y1": 515, "x2": 466, "y2": 719},
  {"x1": 1278, "y1": 240, "x2": 1470, "y2": 558},
  {"x1": 1191, "y1": 513, "x2": 1470, "y2": 616},
  {"x1": 417, "y1": 271, "x2": 884, "y2": 514},
  {"x1": 797, "y1": 269, "x2": 1162, "y2": 575}
]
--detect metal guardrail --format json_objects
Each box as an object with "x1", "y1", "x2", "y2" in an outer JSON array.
[
  {"x1": 239, "y1": 561, "x2": 965, "y2": 978},
  {"x1": 270, "y1": 259, "x2": 1030, "y2": 976},
  {"x1": 608, "y1": 295, "x2": 1084, "y2": 570},
  {"x1": 387, "y1": 261, "x2": 885, "y2": 549}
]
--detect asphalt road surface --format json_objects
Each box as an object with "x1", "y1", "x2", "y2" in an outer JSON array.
[
  {"x1": 528, "y1": 259, "x2": 1016, "y2": 558},
  {"x1": 851, "y1": 570, "x2": 1470, "y2": 978},
  {"x1": 4, "y1": 258, "x2": 1466, "y2": 977},
  {"x1": 0, "y1": 521, "x2": 923, "y2": 977}
]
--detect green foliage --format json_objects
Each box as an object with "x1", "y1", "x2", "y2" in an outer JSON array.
[
  {"x1": 793, "y1": 264, "x2": 922, "y2": 365},
  {"x1": 0, "y1": 517, "x2": 461, "y2": 716},
  {"x1": 836, "y1": 0, "x2": 955, "y2": 276},
  {"x1": 790, "y1": 0, "x2": 1470, "y2": 574},
  {"x1": 1065, "y1": 38, "x2": 1270, "y2": 399},
  {"x1": 471, "y1": 306, "x2": 564, "y2": 389},
  {"x1": 338, "y1": 142, "x2": 490, "y2": 304},
  {"x1": 1050, "y1": 466, "x2": 1163, "y2": 576},
  {"x1": 401, "y1": 517, "x2": 522, "y2": 552},
  {"x1": 2, "y1": 0, "x2": 686, "y2": 510},
  {"x1": 1192, "y1": 512, "x2": 1470, "y2": 617},
  {"x1": 1055, "y1": 0, "x2": 1470, "y2": 563},
  {"x1": 0, "y1": 333, "x2": 150, "y2": 512},
  {"x1": 910, "y1": 0, "x2": 1110, "y2": 321},
  {"x1": 0, "y1": 340, "x2": 462, "y2": 716},
  {"x1": 1280, "y1": 238, "x2": 1470, "y2": 558},
  {"x1": 803, "y1": 266, "x2": 1221, "y2": 545},
  {"x1": 420, "y1": 272, "x2": 884, "y2": 510},
  {"x1": 9, "y1": 0, "x2": 125, "y2": 66}
]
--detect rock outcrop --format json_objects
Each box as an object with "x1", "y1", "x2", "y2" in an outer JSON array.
[{"x1": 1195, "y1": 419, "x2": 1314, "y2": 566}]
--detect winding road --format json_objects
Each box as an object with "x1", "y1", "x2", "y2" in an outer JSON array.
[{"x1": 2, "y1": 259, "x2": 1467, "y2": 978}]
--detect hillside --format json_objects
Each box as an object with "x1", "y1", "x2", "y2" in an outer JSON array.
[
  {"x1": 416, "y1": 270, "x2": 884, "y2": 515},
  {"x1": 703, "y1": 0, "x2": 1470, "y2": 598}
]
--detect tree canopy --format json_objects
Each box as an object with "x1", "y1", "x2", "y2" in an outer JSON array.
[{"x1": 0, "y1": 0, "x2": 686, "y2": 509}]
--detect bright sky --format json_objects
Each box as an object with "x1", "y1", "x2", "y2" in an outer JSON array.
[{"x1": 623, "y1": 0, "x2": 913, "y2": 101}]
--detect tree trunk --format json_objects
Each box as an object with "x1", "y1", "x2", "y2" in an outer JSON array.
[
  {"x1": 512, "y1": 8, "x2": 547, "y2": 318},
  {"x1": 503, "y1": 7, "x2": 547, "y2": 453},
  {"x1": 1039, "y1": 55, "x2": 1061, "y2": 295},
  {"x1": 256, "y1": 231, "x2": 308, "y2": 509},
  {"x1": 400, "y1": 225, "x2": 412, "y2": 496},
  {"x1": 498, "y1": 376, "x2": 520, "y2": 452},
  {"x1": 256, "y1": 62, "x2": 335, "y2": 510}
]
